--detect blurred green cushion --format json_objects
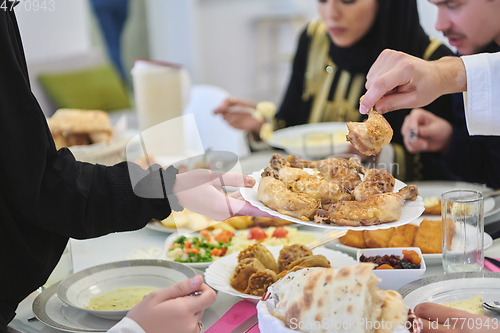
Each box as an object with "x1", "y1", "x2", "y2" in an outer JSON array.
[{"x1": 39, "y1": 64, "x2": 131, "y2": 112}]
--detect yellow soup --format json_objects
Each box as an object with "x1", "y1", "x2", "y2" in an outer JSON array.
[{"x1": 86, "y1": 286, "x2": 157, "y2": 311}]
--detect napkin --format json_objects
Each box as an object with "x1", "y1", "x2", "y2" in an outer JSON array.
[{"x1": 206, "y1": 301, "x2": 259, "y2": 333}]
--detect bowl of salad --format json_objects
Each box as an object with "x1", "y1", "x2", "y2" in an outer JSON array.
[{"x1": 163, "y1": 229, "x2": 235, "y2": 268}]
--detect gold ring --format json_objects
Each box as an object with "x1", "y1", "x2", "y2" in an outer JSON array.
[{"x1": 198, "y1": 322, "x2": 204, "y2": 332}]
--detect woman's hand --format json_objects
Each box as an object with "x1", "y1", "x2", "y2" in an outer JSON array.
[
  {"x1": 415, "y1": 302, "x2": 498, "y2": 333},
  {"x1": 214, "y1": 98, "x2": 264, "y2": 132},
  {"x1": 126, "y1": 275, "x2": 216, "y2": 333},
  {"x1": 173, "y1": 169, "x2": 277, "y2": 221},
  {"x1": 360, "y1": 50, "x2": 466, "y2": 114},
  {"x1": 401, "y1": 108, "x2": 453, "y2": 154}
]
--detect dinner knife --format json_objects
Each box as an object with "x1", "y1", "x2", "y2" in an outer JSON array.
[{"x1": 230, "y1": 313, "x2": 258, "y2": 333}]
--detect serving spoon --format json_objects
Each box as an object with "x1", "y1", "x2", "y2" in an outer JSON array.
[{"x1": 482, "y1": 301, "x2": 500, "y2": 313}]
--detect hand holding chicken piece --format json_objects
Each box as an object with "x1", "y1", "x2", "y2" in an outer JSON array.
[{"x1": 347, "y1": 110, "x2": 393, "y2": 156}]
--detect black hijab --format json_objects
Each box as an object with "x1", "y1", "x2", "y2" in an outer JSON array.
[{"x1": 329, "y1": 0, "x2": 431, "y2": 73}]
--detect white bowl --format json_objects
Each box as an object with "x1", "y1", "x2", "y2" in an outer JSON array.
[
  {"x1": 356, "y1": 247, "x2": 426, "y2": 291},
  {"x1": 57, "y1": 259, "x2": 196, "y2": 320}
]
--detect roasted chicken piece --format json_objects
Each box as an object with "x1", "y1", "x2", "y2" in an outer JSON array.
[
  {"x1": 244, "y1": 269, "x2": 278, "y2": 296},
  {"x1": 230, "y1": 258, "x2": 267, "y2": 292},
  {"x1": 287, "y1": 254, "x2": 331, "y2": 270},
  {"x1": 258, "y1": 177, "x2": 319, "y2": 221},
  {"x1": 278, "y1": 167, "x2": 352, "y2": 208},
  {"x1": 277, "y1": 244, "x2": 313, "y2": 272},
  {"x1": 346, "y1": 110, "x2": 393, "y2": 156},
  {"x1": 353, "y1": 168, "x2": 395, "y2": 201},
  {"x1": 237, "y1": 244, "x2": 277, "y2": 272},
  {"x1": 324, "y1": 185, "x2": 419, "y2": 226},
  {"x1": 285, "y1": 155, "x2": 363, "y2": 190}
]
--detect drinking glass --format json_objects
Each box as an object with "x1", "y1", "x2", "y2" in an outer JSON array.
[{"x1": 442, "y1": 190, "x2": 484, "y2": 273}]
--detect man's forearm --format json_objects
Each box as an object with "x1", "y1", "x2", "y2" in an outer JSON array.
[{"x1": 433, "y1": 56, "x2": 467, "y2": 95}]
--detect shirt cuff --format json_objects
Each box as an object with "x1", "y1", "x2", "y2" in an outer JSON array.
[
  {"x1": 107, "y1": 317, "x2": 146, "y2": 333},
  {"x1": 461, "y1": 54, "x2": 495, "y2": 135}
]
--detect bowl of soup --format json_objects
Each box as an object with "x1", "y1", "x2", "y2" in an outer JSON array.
[{"x1": 57, "y1": 259, "x2": 196, "y2": 320}]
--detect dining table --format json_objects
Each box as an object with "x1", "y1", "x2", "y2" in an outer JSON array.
[{"x1": 7, "y1": 150, "x2": 500, "y2": 333}]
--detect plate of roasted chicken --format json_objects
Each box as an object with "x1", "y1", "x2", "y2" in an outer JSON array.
[
  {"x1": 204, "y1": 244, "x2": 356, "y2": 303},
  {"x1": 240, "y1": 153, "x2": 424, "y2": 230}
]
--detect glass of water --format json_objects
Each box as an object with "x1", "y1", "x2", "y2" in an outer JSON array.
[{"x1": 442, "y1": 190, "x2": 484, "y2": 273}]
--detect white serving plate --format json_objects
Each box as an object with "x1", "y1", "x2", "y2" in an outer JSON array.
[
  {"x1": 266, "y1": 122, "x2": 350, "y2": 159},
  {"x1": 241, "y1": 169, "x2": 424, "y2": 230},
  {"x1": 204, "y1": 245, "x2": 356, "y2": 304},
  {"x1": 57, "y1": 260, "x2": 195, "y2": 320},
  {"x1": 325, "y1": 217, "x2": 493, "y2": 265}
]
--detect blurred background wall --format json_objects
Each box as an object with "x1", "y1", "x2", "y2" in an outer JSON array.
[{"x1": 15, "y1": 0, "x2": 450, "y2": 116}]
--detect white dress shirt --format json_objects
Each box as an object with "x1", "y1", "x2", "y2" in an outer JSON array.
[{"x1": 461, "y1": 52, "x2": 500, "y2": 136}]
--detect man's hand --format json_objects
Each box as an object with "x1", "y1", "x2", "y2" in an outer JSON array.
[
  {"x1": 401, "y1": 108, "x2": 453, "y2": 153},
  {"x1": 360, "y1": 50, "x2": 467, "y2": 114},
  {"x1": 415, "y1": 302, "x2": 498, "y2": 333}
]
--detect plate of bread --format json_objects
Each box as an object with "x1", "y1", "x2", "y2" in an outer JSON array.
[{"x1": 326, "y1": 217, "x2": 493, "y2": 265}]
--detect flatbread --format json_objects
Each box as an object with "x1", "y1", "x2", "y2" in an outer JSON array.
[
  {"x1": 270, "y1": 264, "x2": 384, "y2": 333},
  {"x1": 375, "y1": 290, "x2": 408, "y2": 333}
]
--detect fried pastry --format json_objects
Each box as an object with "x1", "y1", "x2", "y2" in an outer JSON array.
[
  {"x1": 237, "y1": 244, "x2": 277, "y2": 272},
  {"x1": 244, "y1": 269, "x2": 278, "y2": 296},
  {"x1": 388, "y1": 224, "x2": 418, "y2": 248},
  {"x1": 413, "y1": 219, "x2": 442, "y2": 254},
  {"x1": 364, "y1": 228, "x2": 395, "y2": 248},
  {"x1": 339, "y1": 230, "x2": 367, "y2": 248},
  {"x1": 277, "y1": 244, "x2": 313, "y2": 272},
  {"x1": 230, "y1": 258, "x2": 267, "y2": 292},
  {"x1": 287, "y1": 254, "x2": 331, "y2": 270}
]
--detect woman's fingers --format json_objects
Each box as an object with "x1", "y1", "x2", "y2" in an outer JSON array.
[
  {"x1": 209, "y1": 173, "x2": 256, "y2": 188},
  {"x1": 182, "y1": 284, "x2": 217, "y2": 313},
  {"x1": 148, "y1": 276, "x2": 203, "y2": 304}
]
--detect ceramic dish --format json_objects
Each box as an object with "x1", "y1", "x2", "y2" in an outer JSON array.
[
  {"x1": 325, "y1": 217, "x2": 493, "y2": 265},
  {"x1": 204, "y1": 245, "x2": 357, "y2": 304},
  {"x1": 241, "y1": 169, "x2": 425, "y2": 230},
  {"x1": 357, "y1": 247, "x2": 426, "y2": 291},
  {"x1": 57, "y1": 260, "x2": 195, "y2": 320}
]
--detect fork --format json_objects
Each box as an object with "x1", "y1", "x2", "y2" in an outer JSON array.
[{"x1": 306, "y1": 229, "x2": 347, "y2": 249}]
